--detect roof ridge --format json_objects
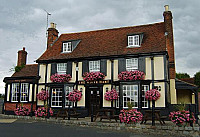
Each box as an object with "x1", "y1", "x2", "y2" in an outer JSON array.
[{"x1": 61, "y1": 22, "x2": 164, "y2": 35}]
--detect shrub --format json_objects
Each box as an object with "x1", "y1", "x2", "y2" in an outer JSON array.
[
  {"x1": 169, "y1": 110, "x2": 196, "y2": 127},
  {"x1": 35, "y1": 107, "x2": 53, "y2": 118},
  {"x1": 119, "y1": 109, "x2": 143, "y2": 124},
  {"x1": 14, "y1": 105, "x2": 30, "y2": 116}
]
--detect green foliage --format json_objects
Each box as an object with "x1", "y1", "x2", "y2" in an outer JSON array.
[
  {"x1": 174, "y1": 103, "x2": 186, "y2": 111},
  {"x1": 14, "y1": 64, "x2": 25, "y2": 72},
  {"x1": 176, "y1": 73, "x2": 190, "y2": 79},
  {"x1": 127, "y1": 102, "x2": 134, "y2": 110},
  {"x1": 0, "y1": 94, "x2": 5, "y2": 98},
  {"x1": 194, "y1": 71, "x2": 200, "y2": 87}
]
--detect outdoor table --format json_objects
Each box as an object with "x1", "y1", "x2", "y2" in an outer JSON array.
[
  {"x1": 141, "y1": 110, "x2": 165, "y2": 125},
  {"x1": 93, "y1": 108, "x2": 118, "y2": 122}
]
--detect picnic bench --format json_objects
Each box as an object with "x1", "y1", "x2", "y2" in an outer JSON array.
[
  {"x1": 55, "y1": 108, "x2": 80, "y2": 120},
  {"x1": 93, "y1": 109, "x2": 118, "y2": 122},
  {"x1": 141, "y1": 110, "x2": 167, "y2": 125}
]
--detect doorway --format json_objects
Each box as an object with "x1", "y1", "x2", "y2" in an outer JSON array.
[{"x1": 86, "y1": 87, "x2": 102, "y2": 115}]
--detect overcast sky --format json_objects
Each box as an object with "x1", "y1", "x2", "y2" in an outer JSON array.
[{"x1": 0, "y1": 0, "x2": 200, "y2": 94}]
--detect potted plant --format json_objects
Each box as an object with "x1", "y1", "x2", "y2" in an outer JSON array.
[
  {"x1": 14, "y1": 104, "x2": 30, "y2": 116},
  {"x1": 104, "y1": 89, "x2": 118, "y2": 108},
  {"x1": 119, "y1": 109, "x2": 143, "y2": 124},
  {"x1": 67, "y1": 89, "x2": 82, "y2": 107}
]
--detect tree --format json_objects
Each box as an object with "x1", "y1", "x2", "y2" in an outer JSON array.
[
  {"x1": 194, "y1": 71, "x2": 200, "y2": 87},
  {"x1": 176, "y1": 73, "x2": 190, "y2": 79}
]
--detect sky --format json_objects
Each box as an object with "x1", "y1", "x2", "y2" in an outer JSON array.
[{"x1": 0, "y1": 0, "x2": 200, "y2": 94}]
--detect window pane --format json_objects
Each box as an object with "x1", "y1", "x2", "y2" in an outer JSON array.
[
  {"x1": 123, "y1": 85, "x2": 138, "y2": 108},
  {"x1": 20, "y1": 83, "x2": 29, "y2": 102},
  {"x1": 126, "y1": 58, "x2": 138, "y2": 71},
  {"x1": 57, "y1": 63, "x2": 67, "y2": 74},
  {"x1": 51, "y1": 88, "x2": 63, "y2": 107},
  {"x1": 65, "y1": 86, "x2": 73, "y2": 107},
  {"x1": 12, "y1": 83, "x2": 20, "y2": 102},
  {"x1": 89, "y1": 60, "x2": 100, "y2": 72},
  {"x1": 141, "y1": 85, "x2": 149, "y2": 108}
]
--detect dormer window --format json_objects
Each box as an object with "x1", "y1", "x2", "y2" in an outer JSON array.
[
  {"x1": 63, "y1": 42, "x2": 72, "y2": 53},
  {"x1": 128, "y1": 35, "x2": 140, "y2": 47}
]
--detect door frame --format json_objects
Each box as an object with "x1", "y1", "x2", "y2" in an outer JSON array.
[{"x1": 85, "y1": 86, "x2": 103, "y2": 114}]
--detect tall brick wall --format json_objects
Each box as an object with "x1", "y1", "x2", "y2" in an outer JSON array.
[{"x1": 163, "y1": 10, "x2": 176, "y2": 79}]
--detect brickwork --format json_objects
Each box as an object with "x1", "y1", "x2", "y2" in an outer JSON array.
[
  {"x1": 47, "y1": 27, "x2": 59, "y2": 49},
  {"x1": 4, "y1": 102, "x2": 36, "y2": 111},
  {"x1": 17, "y1": 47, "x2": 27, "y2": 66},
  {"x1": 163, "y1": 11, "x2": 176, "y2": 79}
]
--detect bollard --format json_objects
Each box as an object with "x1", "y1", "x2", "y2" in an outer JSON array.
[{"x1": 91, "y1": 104, "x2": 93, "y2": 122}]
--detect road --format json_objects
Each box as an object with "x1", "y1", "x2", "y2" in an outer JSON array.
[{"x1": 0, "y1": 119, "x2": 171, "y2": 137}]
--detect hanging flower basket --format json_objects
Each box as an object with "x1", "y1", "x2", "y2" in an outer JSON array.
[
  {"x1": 145, "y1": 89, "x2": 160, "y2": 101},
  {"x1": 104, "y1": 89, "x2": 118, "y2": 101},
  {"x1": 119, "y1": 109, "x2": 143, "y2": 124},
  {"x1": 83, "y1": 72, "x2": 105, "y2": 82},
  {"x1": 67, "y1": 89, "x2": 82, "y2": 102},
  {"x1": 35, "y1": 107, "x2": 53, "y2": 118},
  {"x1": 36, "y1": 90, "x2": 49, "y2": 101},
  {"x1": 118, "y1": 70, "x2": 145, "y2": 81},
  {"x1": 169, "y1": 110, "x2": 196, "y2": 127},
  {"x1": 14, "y1": 105, "x2": 30, "y2": 116},
  {"x1": 50, "y1": 73, "x2": 71, "y2": 83}
]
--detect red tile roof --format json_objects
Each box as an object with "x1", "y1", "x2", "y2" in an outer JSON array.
[
  {"x1": 12, "y1": 64, "x2": 38, "y2": 77},
  {"x1": 37, "y1": 22, "x2": 166, "y2": 62},
  {"x1": 180, "y1": 78, "x2": 195, "y2": 85}
]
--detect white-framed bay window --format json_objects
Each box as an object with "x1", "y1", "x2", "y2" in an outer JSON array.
[
  {"x1": 51, "y1": 88, "x2": 63, "y2": 107},
  {"x1": 126, "y1": 58, "x2": 138, "y2": 71},
  {"x1": 89, "y1": 60, "x2": 100, "y2": 72},
  {"x1": 57, "y1": 63, "x2": 67, "y2": 74},
  {"x1": 123, "y1": 85, "x2": 138, "y2": 108},
  {"x1": 141, "y1": 85, "x2": 149, "y2": 108},
  {"x1": 11, "y1": 83, "x2": 29, "y2": 102},
  {"x1": 65, "y1": 86, "x2": 73, "y2": 107}
]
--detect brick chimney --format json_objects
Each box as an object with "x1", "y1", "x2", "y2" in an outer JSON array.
[
  {"x1": 47, "y1": 22, "x2": 59, "y2": 49},
  {"x1": 163, "y1": 5, "x2": 176, "y2": 79},
  {"x1": 17, "y1": 47, "x2": 27, "y2": 66}
]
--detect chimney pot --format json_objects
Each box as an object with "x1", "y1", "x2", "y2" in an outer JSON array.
[
  {"x1": 164, "y1": 5, "x2": 169, "y2": 11},
  {"x1": 17, "y1": 47, "x2": 27, "y2": 66},
  {"x1": 50, "y1": 22, "x2": 56, "y2": 29}
]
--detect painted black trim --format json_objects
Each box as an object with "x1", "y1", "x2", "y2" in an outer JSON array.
[
  {"x1": 45, "y1": 64, "x2": 48, "y2": 90},
  {"x1": 36, "y1": 51, "x2": 168, "y2": 63},
  {"x1": 151, "y1": 57, "x2": 154, "y2": 88},
  {"x1": 4, "y1": 76, "x2": 40, "y2": 83},
  {"x1": 4, "y1": 84, "x2": 8, "y2": 102},
  {"x1": 100, "y1": 59, "x2": 107, "y2": 76},
  {"x1": 75, "y1": 62, "x2": 79, "y2": 90},
  {"x1": 163, "y1": 55, "x2": 168, "y2": 107},
  {"x1": 82, "y1": 60, "x2": 89, "y2": 76},
  {"x1": 111, "y1": 59, "x2": 114, "y2": 88}
]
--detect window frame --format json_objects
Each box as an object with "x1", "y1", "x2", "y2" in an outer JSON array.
[
  {"x1": 141, "y1": 85, "x2": 149, "y2": 108},
  {"x1": 57, "y1": 63, "x2": 67, "y2": 74},
  {"x1": 11, "y1": 83, "x2": 29, "y2": 103},
  {"x1": 63, "y1": 42, "x2": 72, "y2": 53},
  {"x1": 65, "y1": 86, "x2": 74, "y2": 107},
  {"x1": 126, "y1": 58, "x2": 138, "y2": 71},
  {"x1": 123, "y1": 85, "x2": 138, "y2": 108},
  {"x1": 127, "y1": 35, "x2": 140, "y2": 47},
  {"x1": 89, "y1": 60, "x2": 100, "y2": 72},
  {"x1": 20, "y1": 83, "x2": 29, "y2": 102},
  {"x1": 51, "y1": 88, "x2": 63, "y2": 107}
]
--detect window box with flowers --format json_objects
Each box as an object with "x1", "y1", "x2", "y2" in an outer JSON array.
[
  {"x1": 50, "y1": 73, "x2": 71, "y2": 83},
  {"x1": 118, "y1": 70, "x2": 145, "y2": 81},
  {"x1": 83, "y1": 72, "x2": 105, "y2": 82}
]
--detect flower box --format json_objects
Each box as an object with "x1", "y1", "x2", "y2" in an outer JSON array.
[
  {"x1": 118, "y1": 71, "x2": 145, "y2": 81},
  {"x1": 83, "y1": 72, "x2": 105, "y2": 82},
  {"x1": 50, "y1": 73, "x2": 71, "y2": 83}
]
